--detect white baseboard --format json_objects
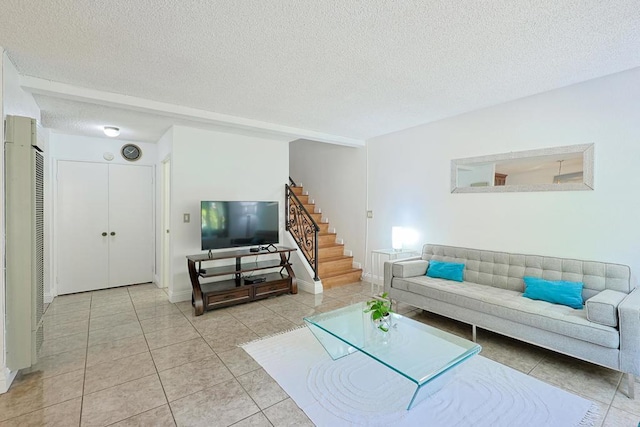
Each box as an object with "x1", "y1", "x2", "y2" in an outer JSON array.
[
  {"x1": 44, "y1": 292, "x2": 54, "y2": 304},
  {"x1": 168, "y1": 288, "x2": 192, "y2": 303},
  {"x1": 297, "y1": 279, "x2": 323, "y2": 294},
  {"x1": 0, "y1": 367, "x2": 17, "y2": 394},
  {"x1": 352, "y1": 261, "x2": 362, "y2": 269},
  {"x1": 151, "y1": 280, "x2": 165, "y2": 290}
]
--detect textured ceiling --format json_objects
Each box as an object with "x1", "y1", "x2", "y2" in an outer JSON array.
[
  {"x1": 32, "y1": 95, "x2": 291, "y2": 143},
  {"x1": 1, "y1": 0, "x2": 640, "y2": 142},
  {"x1": 34, "y1": 96, "x2": 175, "y2": 143}
]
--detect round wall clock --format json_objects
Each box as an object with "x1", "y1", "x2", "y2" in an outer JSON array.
[{"x1": 121, "y1": 144, "x2": 142, "y2": 161}]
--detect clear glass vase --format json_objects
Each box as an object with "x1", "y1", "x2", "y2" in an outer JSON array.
[{"x1": 373, "y1": 313, "x2": 392, "y2": 333}]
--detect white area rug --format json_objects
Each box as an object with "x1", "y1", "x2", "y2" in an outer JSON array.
[{"x1": 242, "y1": 327, "x2": 598, "y2": 427}]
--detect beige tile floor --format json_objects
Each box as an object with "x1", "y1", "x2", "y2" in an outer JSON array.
[{"x1": 1, "y1": 281, "x2": 639, "y2": 426}]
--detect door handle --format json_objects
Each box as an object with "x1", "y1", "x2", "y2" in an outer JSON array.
[
  {"x1": 110, "y1": 232, "x2": 116, "y2": 236},
  {"x1": 102, "y1": 232, "x2": 107, "y2": 236}
]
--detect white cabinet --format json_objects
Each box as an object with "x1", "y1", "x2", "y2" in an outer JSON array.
[{"x1": 56, "y1": 161, "x2": 153, "y2": 294}]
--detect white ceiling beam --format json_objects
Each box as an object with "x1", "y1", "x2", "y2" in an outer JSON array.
[{"x1": 20, "y1": 76, "x2": 365, "y2": 147}]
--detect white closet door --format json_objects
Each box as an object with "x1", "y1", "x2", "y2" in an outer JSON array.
[
  {"x1": 57, "y1": 161, "x2": 109, "y2": 294},
  {"x1": 108, "y1": 164, "x2": 154, "y2": 287}
]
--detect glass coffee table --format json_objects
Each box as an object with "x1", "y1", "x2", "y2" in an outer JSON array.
[{"x1": 304, "y1": 302, "x2": 481, "y2": 410}]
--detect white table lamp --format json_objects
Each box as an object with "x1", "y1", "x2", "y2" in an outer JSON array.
[{"x1": 392, "y1": 227, "x2": 403, "y2": 251}]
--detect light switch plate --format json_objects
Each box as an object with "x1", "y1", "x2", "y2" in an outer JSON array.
[
  {"x1": 367, "y1": 210, "x2": 373, "y2": 218},
  {"x1": 183, "y1": 213, "x2": 190, "y2": 223}
]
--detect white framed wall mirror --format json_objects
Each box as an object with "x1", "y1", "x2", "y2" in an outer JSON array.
[{"x1": 451, "y1": 143, "x2": 594, "y2": 193}]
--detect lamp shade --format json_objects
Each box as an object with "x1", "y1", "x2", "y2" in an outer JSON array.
[{"x1": 392, "y1": 227, "x2": 403, "y2": 250}]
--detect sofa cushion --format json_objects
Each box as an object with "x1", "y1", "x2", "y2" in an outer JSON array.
[
  {"x1": 426, "y1": 260, "x2": 465, "y2": 282},
  {"x1": 586, "y1": 290, "x2": 627, "y2": 327},
  {"x1": 523, "y1": 277, "x2": 584, "y2": 309},
  {"x1": 392, "y1": 260, "x2": 429, "y2": 278},
  {"x1": 391, "y1": 276, "x2": 619, "y2": 349}
]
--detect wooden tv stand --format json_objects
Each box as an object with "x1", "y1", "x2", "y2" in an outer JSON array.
[{"x1": 186, "y1": 246, "x2": 297, "y2": 316}]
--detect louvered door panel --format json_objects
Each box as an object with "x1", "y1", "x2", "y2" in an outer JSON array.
[{"x1": 34, "y1": 150, "x2": 44, "y2": 353}]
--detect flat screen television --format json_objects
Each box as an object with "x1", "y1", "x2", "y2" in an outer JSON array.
[{"x1": 201, "y1": 201, "x2": 279, "y2": 251}]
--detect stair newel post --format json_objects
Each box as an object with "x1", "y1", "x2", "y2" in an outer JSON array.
[
  {"x1": 313, "y1": 227, "x2": 320, "y2": 281},
  {"x1": 285, "y1": 184, "x2": 290, "y2": 233}
]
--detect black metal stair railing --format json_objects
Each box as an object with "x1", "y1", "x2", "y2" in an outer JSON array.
[{"x1": 286, "y1": 180, "x2": 320, "y2": 281}]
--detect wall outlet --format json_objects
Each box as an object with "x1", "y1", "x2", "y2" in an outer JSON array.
[
  {"x1": 367, "y1": 210, "x2": 373, "y2": 218},
  {"x1": 183, "y1": 213, "x2": 190, "y2": 223}
]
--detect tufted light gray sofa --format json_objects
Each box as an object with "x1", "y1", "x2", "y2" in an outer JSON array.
[{"x1": 384, "y1": 244, "x2": 640, "y2": 397}]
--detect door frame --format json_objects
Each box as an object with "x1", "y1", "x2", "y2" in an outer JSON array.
[{"x1": 160, "y1": 155, "x2": 172, "y2": 290}]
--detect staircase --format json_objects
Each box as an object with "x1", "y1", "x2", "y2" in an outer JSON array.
[{"x1": 289, "y1": 185, "x2": 362, "y2": 288}]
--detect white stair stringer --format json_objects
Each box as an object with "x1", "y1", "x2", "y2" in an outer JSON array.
[{"x1": 285, "y1": 233, "x2": 323, "y2": 294}]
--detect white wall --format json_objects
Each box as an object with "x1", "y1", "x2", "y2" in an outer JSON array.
[
  {"x1": 289, "y1": 139, "x2": 367, "y2": 270},
  {"x1": 1, "y1": 51, "x2": 42, "y2": 393},
  {"x1": 49, "y1": 134, "x2": 158, "y2": 166},
  {"x1": 2, "y1": 54, "x2": 39, "y2": 119},
  {"x1": 0, "y1": 47, "x2": 5, "y2": 394},
  {"x1": 367, "y1": 67, "x2": 640, "y2": 286},
  {"x1": 168, "y1": 126, "x2": 289, "y2": 302}
]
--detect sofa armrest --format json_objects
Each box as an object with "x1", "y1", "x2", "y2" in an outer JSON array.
[
  {"x1": 383, "y1": 257, "x2": 424, "y2": 293},
  {"x1": 586, "y1": 290, "x2": 627, "y2": 327},
  {"x1": 392, "y1": 260, "x2": 429, "y2": 278},
  {"x1": 618, "y1": 288, "x2": 640, "y2": 376}
]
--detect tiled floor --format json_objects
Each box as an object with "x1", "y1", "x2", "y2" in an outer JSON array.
[{"x1": 1, "y1": 282, "x2": 639, "y2": 426}]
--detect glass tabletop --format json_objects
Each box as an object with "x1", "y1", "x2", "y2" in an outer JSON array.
[{"x1": 304, "y1": 302, "x2": 481, "y2": 386}]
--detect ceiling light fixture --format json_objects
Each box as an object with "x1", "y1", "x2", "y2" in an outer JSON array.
[{"x1": 103, "y1": 126, "x2": 120, "y2": 137}]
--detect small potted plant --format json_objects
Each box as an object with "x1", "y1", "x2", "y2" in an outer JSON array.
[{"x1": 364, "y1": 292, "x2": 393, "y2": 332}]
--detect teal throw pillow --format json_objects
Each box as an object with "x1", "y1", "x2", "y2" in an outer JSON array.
[
  {"x1": 522, "y1": 276, "x2": 584, "y2": 309},
  {"x1": 426, "y1": 260, "x2": 465, "y2": 282}
]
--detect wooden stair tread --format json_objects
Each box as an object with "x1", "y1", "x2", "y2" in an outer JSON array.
[
  {"x1": 318, "y1": 255, "x2": 352, "y2": 263},
  {"x1": 318, "y1": 244, "x2": 345, "y2": 260},
  {"x1": 321, "y1": 268, "x2": 362, "y2": 279},
  {"x1": 318, "y1": 243, "x2": 343, "y2": 249},
  {"x1": 319, "y1": 243, "x2": 339, "y2": 248},
  {"x1": 321, "y1": 269, "x2": 363, "y2": 288}
]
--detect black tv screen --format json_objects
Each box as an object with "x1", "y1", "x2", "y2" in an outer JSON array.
[{"x1": 201, "y1": 201, "x2": 279, "y2": 250}]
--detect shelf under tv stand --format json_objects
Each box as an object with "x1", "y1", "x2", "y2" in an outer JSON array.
[{"x1": 186, "y1": 246, "x2": 298, "y2": 316}]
